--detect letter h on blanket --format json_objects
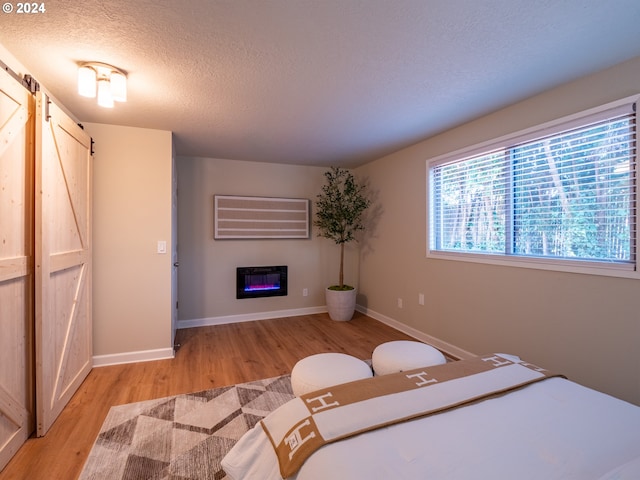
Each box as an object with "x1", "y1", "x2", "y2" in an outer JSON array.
[
  {"x1": 285, "y1": 419, "x2": 317, "y2": 461},
  {"x1": 405, "y1": 371, "x2": 439, "y2": 387},
  {"x1": 306, "y1": 392, "x2": 340, "y2": 413}
]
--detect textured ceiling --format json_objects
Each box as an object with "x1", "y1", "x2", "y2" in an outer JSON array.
[{"x1": 1, "y1": 0, "x2": 640, "y2": 167}]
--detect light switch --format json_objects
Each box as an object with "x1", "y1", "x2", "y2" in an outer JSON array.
[{"x1": 157, "y1": 240, "x2": 167, "y2": 254}]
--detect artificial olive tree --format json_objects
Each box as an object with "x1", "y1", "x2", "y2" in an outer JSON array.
[{"x1": 314, "y1": 167, "x2": 371, "y2": 289}]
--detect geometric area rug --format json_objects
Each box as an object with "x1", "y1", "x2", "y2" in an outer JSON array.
[{"x1": 78, "y1": 375, "x2": 294, "y2": 480}]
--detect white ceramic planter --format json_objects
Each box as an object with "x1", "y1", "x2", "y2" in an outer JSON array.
[{"x1": 325, "y1": 287, "x2": 357, "y2": 321}]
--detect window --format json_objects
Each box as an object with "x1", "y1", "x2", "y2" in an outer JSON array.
[{"x1": 428, "y1": 97, "x2": 637, "y2": 276}]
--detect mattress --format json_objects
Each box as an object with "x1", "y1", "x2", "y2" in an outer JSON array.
[{"x1": 222, "y1": 369, "x2": 640, "y2": 479}]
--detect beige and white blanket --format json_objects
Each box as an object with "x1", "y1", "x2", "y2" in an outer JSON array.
[{"x1": 261, "y1": 354, "x2": 562, "y2": 478}]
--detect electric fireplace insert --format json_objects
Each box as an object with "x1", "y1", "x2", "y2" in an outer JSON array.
[{"x1": 236, "y1": 265, "x2": 288, "y2": 299}]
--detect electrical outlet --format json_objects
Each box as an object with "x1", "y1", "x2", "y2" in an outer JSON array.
[
  {"x1": 303, "y1": 288, "x2": 309, "y2": 297},
  {"x1": 397, "y1": 298, "x2": 403, "y2": 308},
  {"x1": 419, "y1": 293, "x2": 425, "y2": 305}
]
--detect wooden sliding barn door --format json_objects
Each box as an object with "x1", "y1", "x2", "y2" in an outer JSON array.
[
  {"x1": 0, "y1": 66, "x2": 35, "y2": 470},
  {"x1": 35, "y1": 92, "x2": 93, "y2": 436}
]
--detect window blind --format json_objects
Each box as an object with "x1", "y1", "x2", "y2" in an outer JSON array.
[{"x1": 429, "y1": 98, "x2": 637, "y2": 267}]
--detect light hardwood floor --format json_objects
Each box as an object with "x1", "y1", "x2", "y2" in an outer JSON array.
[{"x1": 1, "y1": 312, "x2": 414, "y2": 480}]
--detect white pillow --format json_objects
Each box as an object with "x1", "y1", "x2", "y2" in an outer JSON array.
[
  {"x1": 291, "y1": 353, "x2": 373, "y2": 396},
  {"x1": 372, "y1": 340, "x2": 446, "y2": 375}
]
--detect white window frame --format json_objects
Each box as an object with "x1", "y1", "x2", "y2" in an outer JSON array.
[{"x1": 426, "y1": 95, "x2": 639, "y2": 280}]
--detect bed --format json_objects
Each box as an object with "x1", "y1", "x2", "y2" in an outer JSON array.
[{"x1": 222, "y1": 353, "x2": 640, "y2": 480}]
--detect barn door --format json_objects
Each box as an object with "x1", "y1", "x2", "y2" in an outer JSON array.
[
  {"x1": 0, "y1": 67, "x2": 35, "y2": 470},
  {"x1": 35, "y1": 92, "x2": 93, "y2": 436}
]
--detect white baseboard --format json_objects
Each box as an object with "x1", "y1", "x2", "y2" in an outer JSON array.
[
  {"x1": 94, "y1": 306, "x2": 473, "y2": 367},
  {"x1": 177, "y1": 306, "x2": 328, "y2": 329},
  {"x1": 355, "y1": 305, "x2": 476, "y2": 360},
  {"x1": 93, "y1": 347, "x2": 175, "y2": 367}
]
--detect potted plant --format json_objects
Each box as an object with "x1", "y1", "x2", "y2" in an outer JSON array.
[{"x1": 314, "y1": 167, "x2": 371, "y2": 321}]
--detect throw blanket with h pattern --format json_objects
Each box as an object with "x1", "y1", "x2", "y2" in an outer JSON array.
[{"x1": 260, "y1": 354, "x2": 564, "y2": 478}]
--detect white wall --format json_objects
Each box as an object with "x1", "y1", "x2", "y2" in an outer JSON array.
[
  {"x1": 356, "y1": 56, "x2": 640, "y2": 405},
  {"x1": 175, "y1": 157, "x2": 357, "y2": 325},
  {"x1": 87, "y1": 123, "x2": 174, "y2": 362}
]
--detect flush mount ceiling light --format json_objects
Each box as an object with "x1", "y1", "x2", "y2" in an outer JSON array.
[{"x1": 77, "y1": 62, "x2": 127, "y2": 108}]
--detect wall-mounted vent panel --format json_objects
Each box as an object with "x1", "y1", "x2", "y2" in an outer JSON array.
[{"x1": 214, "y1": 195, "x2": 310, "y2": 239}]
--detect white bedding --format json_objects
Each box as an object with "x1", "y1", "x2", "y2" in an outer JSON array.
[{"x1": 222, "y1": 376, "x2": 640, "y2": 479}]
